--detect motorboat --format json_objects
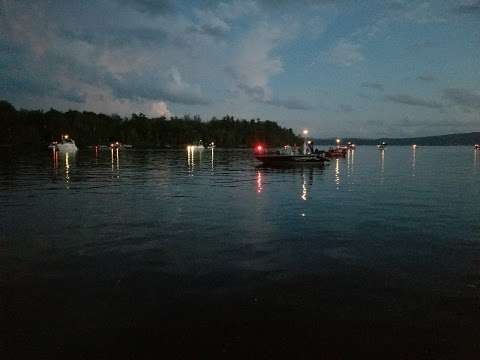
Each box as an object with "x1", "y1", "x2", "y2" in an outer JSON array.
[
  {"x1": 207, "y1": 142, "x2": 216, "y2": 149},
  {"x1": 109, "y1": 141, "x2": 132, "y2": 149},
  {"x1": 474, "y1": 144, "x2": 479, "y2": 150},
  {"x1": 49, "y1": 134, "x2": 78, "y2": 152},
  {"x1": 187, "y1": 140, "x2": 205, "y2": 151},
  {"x1": 254, "y1": 144, "x2": 327, "y2": 166},
  {"x1": 326, "y1": 147, "x2": 347, "y2": 158},
  {"x1": 377, "y1": 142, "x2": 386, "y2": 150}
]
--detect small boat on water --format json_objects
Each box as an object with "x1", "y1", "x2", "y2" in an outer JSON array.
[
  {"x1": 377, "y1": 142, "x2": 386, "y2": 150},
  {"x1": 254, "y1": 143, "x2": 327, "y2": 166},
  {"x1": 207, "y1": 142, "x2": 216, "y2": 149},
  {"x1": 49, "y1": 134, "x2": 78, "y2": 152},
  {"x1": 187, "y1": 140, "x2": 205, "y2": 151},
  {"x1": 327, "y1": 147, "x2": 348, "y2": 158},
  {"x1": 475, "y1": 144, "x2": 480, "y2": 150},
  {"x1": 109, "y1": 141, "x2": 132, "y2": 149}
]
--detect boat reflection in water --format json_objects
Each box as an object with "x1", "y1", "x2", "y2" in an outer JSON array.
[
  {"x1": 187, "y1": 144, "x2": 215, "y2": 174},
  {"x1": 412, "y1": 145, "x2": 416, "y2": 176},
  {"x1": 255, "y1": 165, "x2": 316, "y2": 203},
  {"x1": 52, "y1": 150, "x2": 75, "y2": 187},
  {"x1": 379, "y1": 148, "x2": 385, "y2": 184},
  {"x1": 111, "y1": 147, "x2": 120, "y2": 178}
]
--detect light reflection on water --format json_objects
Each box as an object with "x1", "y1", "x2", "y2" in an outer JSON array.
[{"x1": 1, "y1": 146, "x2": 480, "y2": 291}]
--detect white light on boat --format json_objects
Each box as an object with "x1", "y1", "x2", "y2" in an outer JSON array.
[{"x1": 303, "y1": 129, "x2": 308, "y2": 136}]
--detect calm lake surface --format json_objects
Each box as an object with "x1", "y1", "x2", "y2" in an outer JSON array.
[{"x1": 2, "y1": 146, "x2": 480, "y2": 358}]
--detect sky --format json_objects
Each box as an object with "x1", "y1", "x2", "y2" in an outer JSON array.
[{"x1": 1, "y1": 0, "x2": 479, "y2": 138}]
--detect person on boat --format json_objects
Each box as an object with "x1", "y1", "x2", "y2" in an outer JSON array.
[{"x1": 308, "y1": 141, "x2": 314, "y2": 154}]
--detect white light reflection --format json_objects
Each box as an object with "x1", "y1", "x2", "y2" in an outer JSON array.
[
  {"x1": 412, "y1": 146, "x2": 416, "y2": 176},
  {"x1": 379, "y1": 149, "x2": 385, "y2": 184},
  {"x1": 65, "y1": 152, "x2": 70, "y2": 182},
  {"x1": 211, "y1": 147, "x2": 214, "y2": 171},
  {"x1": 111, "y1": 148, "x2": 120, "y2": 178},
  {"x1": 52, "y1": 149, "x2": 59, "y2": 169},
  {"x1": 335, "y1": 158, "x2": 340, "y2": 189},
  {"x1": 349, "y1": 149, "x2": 354, "y2": 176},
  {"x1": 256, "y1": 170, "x2": 263, "y2": 194},
  {"x1": 301, "y1": 172, "x2": 308, "y2": 200},
  {"x1": 475, "y1": 148, "x2": 478, "y2": 172},
  {"x1": 187, "y1": 146, "x2": 194, "y2": 174}
]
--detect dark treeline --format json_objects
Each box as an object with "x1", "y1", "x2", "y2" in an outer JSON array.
[
  {"x1": 315, "y1": 133, "x2": 480, "y2": 146},
  {"x1": 0, "y1": 101, "x2": 301, "y2": 148}
]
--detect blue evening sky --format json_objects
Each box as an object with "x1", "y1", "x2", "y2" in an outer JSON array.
[{"x1": 1, "y1": 0, "x2": 479, "y2": 137}]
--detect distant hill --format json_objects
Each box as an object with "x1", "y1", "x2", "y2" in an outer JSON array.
[{"x1": 314, "y1": 132, "x2": 480, "y2": 146}]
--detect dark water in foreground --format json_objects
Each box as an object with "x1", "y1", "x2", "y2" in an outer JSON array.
[{"x1": 1, "y1": 147, "x2": 480, "y2": 358}]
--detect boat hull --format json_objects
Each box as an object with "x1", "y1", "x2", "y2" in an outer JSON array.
[
  {"x1": 56, "y1": 143, "x2": 78, "y2": 152},
  {"x1": 255, "y1": 154, "x2": 326, "y2": 165}
]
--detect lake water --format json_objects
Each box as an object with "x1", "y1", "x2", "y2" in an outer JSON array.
[{"x1": 2, "y1": 146, "x2": 480, "y2": 358}]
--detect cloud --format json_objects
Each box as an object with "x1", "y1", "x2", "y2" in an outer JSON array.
[
  {"x1": 107, "y1": 67, "x2": 210, "y2": 105},
  {"x1": 114, "y1": 0, "x2": 175, "y2": 15},
  {"x1": 265, "y1": 97, "x2": 313, "y2": 110},
  {"x1": 326, "y1": 40, "x2": 364, "y2": 66},
  {"x1": 406, "y1": 41, "x2": 436, "y2": 52},
  {"x1": 338, "y1": 104, "x2": 354, "y2": 112},
  {"x1": 387, "y1": 1, "x2": 408, "y2": 11},
  {"x1": 227, "y1": 23, "x2": 284, "y2": 101},
  {"x1": 452, "y1": 1, "x2": 480, "y2": 15},
  {"x1": 236, "y1": 84, "x2": 313, "y2": 110},
  {"x1": 416, "y1": 74, "x2": 436, "y2": 82},
  {"x1": 150, "y1": 101, "x2": 172, "y2": 118},
  {"x1": 190, "y1": 0, "x2": 258, "y2": 38},
  {"x1": 356, "y1": 93, "x2": 372, "y2": 100},
  {"x1": 385, "y1": 94, "x2": 443, "y2": 109},
  {"x1": 361, "y1": 82, "x2": 384, "y2": 91},
  {"x1": 387, "y1": 1, "x2": 446, "y2": 24},
  {"x1": 443, "y1": 88, "x2": 480, "y2": 110}
]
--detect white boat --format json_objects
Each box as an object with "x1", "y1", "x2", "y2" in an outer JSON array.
[
  {"x1": 474, "y1": 144, "x2": 479, "y2": 150},
  {"x1": 187, "y1": 140, "x2": 205, "y2": 151},
  {"x1": 50, "y1": 134, "x2": 78, "y2": 152},
  {"x1": 377, "y1": 142, "x2": 386, "y2": 150}
]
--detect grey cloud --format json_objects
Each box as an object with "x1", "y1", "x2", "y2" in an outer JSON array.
[
  {"x1": 338, "y1": 104, "x2": 354, "y2": 112},
  {"x1": 356, "y1": 93, "x2": 372, "y2": 100},
  {"x1": 443, "y1": 88, "x2": 480, "y2": 110},
  {"x1": 114, "y1": 0, "x2": 174, "y2": 14},
  {"x1": 188, "y1": 23, "x2": 230, "y2": 38},
  {"x1": 63, "y1": 28, "x2": 169, "y2": 47},
  {"x1": 406, "y1": 41, "x2": 436, "y2": 52},
  {"x1": 107, "y1": 72, "x2": 211, "y2": 106},
  {"x1": 61, "y1": 92, "x2": 86, "y2": 104},
  {"x1": 398, "y1": 116, "x2": 472, "y2": 128},
  {"x1": 385, "y1": 94, "x2": 443, "y2": 109},
  {"x1": 326, "y1": 40, "x2": 364, "y2": 66},
  {"x1": 265, "y1": 98, "x2": 313, "y2": 110},
  {"x1": 237, "y1": 84, "x2": 312, "y2": 110},
  {"x1": 361, "y1": 82, "x2": 384, "y2": 91},
  {"x1": 258, "y1": 0, "x2": 348, "y2": 7},
  {"x1": 387, "y1": 1, "x2": 407, "y2": 11},
  {"x1": 416, "y1": 75, "x2": 436, "y2": 82},
  {"x1": 452, "y1": 1, "x2": 480, "y2": 15},
  {"x1": 237, "y1": 83, "x2": 266, "y2": 101}
]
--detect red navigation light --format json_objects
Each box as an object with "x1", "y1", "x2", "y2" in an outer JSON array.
[{"x1": 255, "y1": 145, "x2": 264, "y2": 153}]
